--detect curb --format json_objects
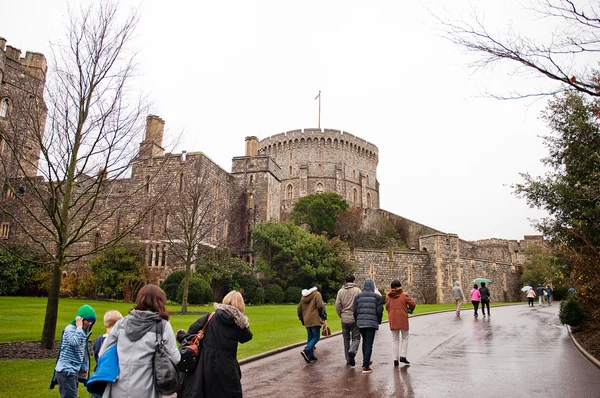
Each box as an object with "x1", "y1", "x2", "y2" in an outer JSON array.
[{"x1": 566, "y1": 325, "x2": 600, "y2": 370}]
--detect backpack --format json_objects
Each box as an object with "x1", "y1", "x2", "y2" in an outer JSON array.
[{"x1": 153, "y1": 321, "x2": 179, "y2": 395}]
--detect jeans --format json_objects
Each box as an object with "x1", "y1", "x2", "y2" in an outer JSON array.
[
  {"x1": 472, "y1": 300, "x2": 479, "y2": 316},
  {"x1": 305, "y1": 326, "x2": 321, "y2": 358},
  {"x1": 56, "y1": 371, "x2": 78, "y2": 398},
  {"x1": 391, "y1": 329, "x2": 409, "y2": 359},
  {"x1": 342, "y1": 322, "x2": 361, "y2": 361},
  {"x1": 359, "y1": 327, "x2": 377, "y2": 368},
  {"x1": 547, "y1": 295, "x2": 552, "y2": 306}
]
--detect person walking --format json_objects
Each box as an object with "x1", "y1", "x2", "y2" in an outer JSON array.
[
  {"x1": 97, "y1": 284, "x2": 180, "y2": 397},
  {"x1": 297, "y1": 286, "x2": 325, "y2": 363},
  {"x1": 470, "y1": 284, "x2": 481, "y2": 317},
  {"x1": 50, "y1": 304, "x2": 97, "y2": 398},
  {"x1": 546, "y1": 285, "x2": 554, "y2": 306},
  {"x1": 526, "y1": 288, "x2": 536, "y2": 307},
  {"x1": 386, "y1": 280, "x2": 416, "y2": 366},
  {"x1": 353, "y1": 278, "x2": 383, "y2": 374},
  {"x1": 178, "y1": 290, "x2": 252, "y2": 398},
  {"x1": 452, "y1": 281, "x2": 464, "y2": 316},
  {"x1": 479, "y1": 282, "x2": 491, "y2": 317},
  {"x1": 536, "y1": 284, "x2": 545, "y2": 306},
  {"x1": 335, "y1": 274, "x2": 362, "y2": 366}
]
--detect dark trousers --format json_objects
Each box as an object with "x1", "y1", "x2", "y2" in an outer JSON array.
[
  {"x1": 342, "y1": 322, "x2": 361, "y2": 361},
  {"x1": 528, "y1": 297, "x2": 534, "y2": 306},
  {"x1": 359, "y1": 327, "x2": 377, "y2": 368},
  {"x1": 481, "y1": 300, "x2": 490, "y2": 315},
  {"x1": 472, "y1": 300, "x2": 480, "y2": 316},
  {"x1": 55, "y1": 371, "x2": 78, "y2": 398}
]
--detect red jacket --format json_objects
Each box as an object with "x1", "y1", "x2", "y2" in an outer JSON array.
[{"x1": 385, "y1": 288, "x2": 416, "y2": 330}]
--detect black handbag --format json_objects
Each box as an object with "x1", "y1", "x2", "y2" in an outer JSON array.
[
  {"x1": 153, "y1": 321, "x2": 179, "y2": 395},
  {"x1": 177, "y1": 312, "x2": 214, "y2": 373}
]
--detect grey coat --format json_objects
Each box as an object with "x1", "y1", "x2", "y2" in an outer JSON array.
[
  {"x1": 353, "y1": 279, "x2": 383, "y2": 329},
  {"x1": 335, "y1": 282, "x2": 361, "y2": 324},
  {"x1": 98, "y1": 310, "x2": 180, "y2": 398}
]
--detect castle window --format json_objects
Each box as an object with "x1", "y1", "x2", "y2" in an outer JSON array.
[
  {"x1": 316, "y1": 183, "x2": 323, "y2": 194},
  {"x1": 212, "y1": 181, "x2": 220, "y2": 200},
  {"x1": 366, "y1": 175, "x2": 369, "y2": 185},
  {"x1": 367, "y1": 192, "x2": 372, "y2": 208},
  {"x1": 353, "y1": 170, "x2": 356, "y2": 180},
  {"x1": 353, "y1": 188, "x2": 358, "y2": 204},
  {"x1": 223, "y1": 220, "x2": 228, "y2": 240},
  {"x1": 145, "y1": 176, "x2": 151, "y2": 193},
  {"x1": 249, "y1": 193, "x2": 254, "y2": 209},
  {"x1": 0, "y1": 222, "x2": 10, "y2": 239},
  {"x1": 0, "y1": 98, "x2": 9, "y2": 118},
  {"x1": 178, "y1": 173, "x2": 184, "y2": 192},
  {"x1": 289, "y1": 166, "x2": 293, "y2": 177},
  {"x1": 94, "y1": 231, "x2": 101, "y2": 250},
  {"x1": 318, "y1": 164, "x2": 323, "y2": 176},
  {"x1": 249, "y1": 175, "x2": 254, "y2": 184},
  {"x1": 287, "y1": 184, "x2": 293, "y2": 200}
]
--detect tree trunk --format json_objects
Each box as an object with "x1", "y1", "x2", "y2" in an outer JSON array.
[
  {"x1": 182, "y1": 263, "x2": 190, "y2": 314},
  {"x1": 41, "y1": 263, "x2": 62, "y2": 349}
]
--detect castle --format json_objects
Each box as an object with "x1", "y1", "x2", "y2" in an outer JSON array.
[{"x1": 0, "y1": 38, "x2": 541, "y2": 303}]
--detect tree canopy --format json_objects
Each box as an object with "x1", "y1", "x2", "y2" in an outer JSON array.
[{"x1": 291, "y1": 193, "x2": 348, "y2": 236}]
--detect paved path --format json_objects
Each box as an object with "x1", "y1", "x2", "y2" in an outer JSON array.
[{"x1": 240, "y1": 304, "x2": 600, "y2": 397}]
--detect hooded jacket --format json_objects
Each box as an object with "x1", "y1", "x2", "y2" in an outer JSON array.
[
  {"x1": 98, "y1": 310, "x2": 180, "y2": 398},
  {"x1": 335, "y1": 282, "x2": 361, "y2": 324},
  {"x1": 50, "y1": 304, "x2": 96, "y2": 390},
  {"x1": 353, "y1": 279, "x2": 383, "y2": 329},
  {"x1": 386, "y1": 287, "x2": 416, "y2": 330},
  {"x1": 178, "y1": 303, "x2": 253, "y2": 398},
  {"x1": 452, "y1": 281, "x2": 464, "y2": 300},
  {"x1": 297, "y1": 287, "x2": 325, "y2": 328}
]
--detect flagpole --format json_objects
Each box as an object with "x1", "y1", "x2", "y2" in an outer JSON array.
[{"x1": 317, "y1": 90, "x2": 321, "y2": 129}]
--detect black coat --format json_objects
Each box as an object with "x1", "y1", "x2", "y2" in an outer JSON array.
[
  {"x1": 353, "y1": 279, "x2": 383, "y2": 329},
  {"x1": 178, "y1": 305, "x2": 253, "y2": 398}
]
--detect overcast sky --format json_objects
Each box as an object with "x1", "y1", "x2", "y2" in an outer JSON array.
[{"x1": 4, "y1": 0, "x2": 555, "y2": 241}]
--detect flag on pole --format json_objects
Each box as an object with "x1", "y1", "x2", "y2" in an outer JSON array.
[{"x1": 314, "y1": 91, "x2": 320, "y2": 100}]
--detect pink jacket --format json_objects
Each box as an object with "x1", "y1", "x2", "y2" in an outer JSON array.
[{"x1": 470, "y1": 288, "x2": 481, "y2": 301}]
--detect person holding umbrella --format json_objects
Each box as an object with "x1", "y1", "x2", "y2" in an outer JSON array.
[
  {"x1": 479, "y1": 282, "x2": 491, "y2": 317},
  {"x1": 526, "y1": 287, "x2": 536, "y2": 307}
]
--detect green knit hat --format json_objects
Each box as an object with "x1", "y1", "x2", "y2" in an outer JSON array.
[{"x1": 72, "y1": 304, "x2": 97, "y2": 325}]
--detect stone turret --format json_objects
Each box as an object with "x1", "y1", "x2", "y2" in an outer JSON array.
[
  {"x1": 139, "y1": 115, "x2": 165, "y2": 157},
  {"x1": 245, "y1": 136, "x2": 259, "y2": 156}
]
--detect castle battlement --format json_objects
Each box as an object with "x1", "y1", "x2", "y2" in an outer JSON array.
[{"x1": 0, "y1": 38, "x2": 47, "y2": 78}]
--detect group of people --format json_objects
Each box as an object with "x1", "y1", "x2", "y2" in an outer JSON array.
[
  {"x1": 50, "y1": 284, "x2": 253, "y2": 397},
  {"x1": 526, "y1": 284, "x2": 554, "y2": 307},
  {"x1": 297, "y1": 275, "x2": 416, "y2": 374},
  {"x1": 450, "y1": 281, "x2": 491, "y2": 318}
]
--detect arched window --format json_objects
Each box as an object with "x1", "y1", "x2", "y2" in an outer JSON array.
[
  {"x1": 316, "y1": 183, "x2": 323, "y2": 194},
  {"x1": 287, "y1": 184, "x2": 293, "y2": 200},
  {"x1": 0, "y1": 98, "x2": 9, "y2": 118},
  {"x1": 353, "y1": 188, "x2": 358, "y2": 204},
  {"x1": 367, "y1": 192, "x2": 372, "y2": 208},
  {"x1": 249, "y1": 193, "x2": 254, "y2": 209},
  {"x1": 289, "y1": 166, "x2": 293, "y2": 177}
]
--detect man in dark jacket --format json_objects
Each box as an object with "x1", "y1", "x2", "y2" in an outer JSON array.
[
  {"x1": 536, "y1": 284, "x2": 545, "y2": 306},
  {"x1": 353, "y1": 278, "x2": 383, "y2": 374}
]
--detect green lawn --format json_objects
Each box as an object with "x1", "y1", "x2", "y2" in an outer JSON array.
[{"x1": 0, "y1": 297, "x2": 519, "y2": 397}]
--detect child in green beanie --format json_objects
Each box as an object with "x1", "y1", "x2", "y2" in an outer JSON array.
[{"x1": 50, "y1": 304, "x2": 96, "y2": 398}]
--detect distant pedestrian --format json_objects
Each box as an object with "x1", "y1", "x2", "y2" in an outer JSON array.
[
  {"x1": 297, "y1": 286, "x2": 325, "y2": 363},
  {"x1": 536, "y1": 284, "x2": 545, "y2": 306},
  {"x1": 353, "y1": 278, "x2": 383, "y2": 374},
  {"x1": 452, "y1": 281, "x2": 464, "y2": 316},
  {"x1": 386, "y1": 280, "x2": 416, "y2": 366},
  {"x1": 335, "y1": 274, "x2": 362, "y2": 366},
  {"x1": 470, "y1": 284, "x2": 481, "y2": 317},
  {"x1": 546, "y1": 285, "x2": 553, "y2": 306},
  {"x1": 50, "y1": 304, "x2": 97, "y2": 398},
  {"x1": 568, "y1": 287, "x2": 575, "y2": 296},
  {"x1": 98, "y1": 284, "x2": 179, "y2": 397},
  {"x1": 178, "y1": 290, "x2": 252, "y2": 398},
  {"x1": 479, "y1": 282, "x2": 491, "y2": 317},
  {"x1": 92, "y1": 310, "x2": 123, "y2": 363},
  {"x1": 526, "y1": 288, "x2": 536, "y2": 307}
]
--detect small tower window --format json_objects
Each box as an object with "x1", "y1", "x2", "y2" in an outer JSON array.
[
  {"x1": 316, "y1": 183, "x2": 323, "y2": 194},
  {"x1": 353, "y1": 188, "x2": 358, "y2": 204},
  {"x1": 145, "y1": 176, "x2": 151, "y2": 193},
  {"x1": 289, "y1": 166, "x2": 293, "y2": 177},
  {"x1": 0, "y1": 98, "x2": 9, "y2": 118},
  {"x1": 287, "y1": 184, "x2": 293, "y2": 200}
]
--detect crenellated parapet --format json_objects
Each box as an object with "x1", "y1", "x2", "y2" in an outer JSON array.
[{"x1": 0, "y1": 38, "x2": 47, "y2": 81}]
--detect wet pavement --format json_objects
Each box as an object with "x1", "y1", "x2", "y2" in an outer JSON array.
[{"x1": 240, "y1": 304, "x2": 600, "y2": 397}]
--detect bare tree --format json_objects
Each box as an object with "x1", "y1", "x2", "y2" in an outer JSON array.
[
  {"x1": 164, "y1": 156, "x2": 229, "y2": 313},
  {"x1": 0, "y1": 2, "x2": 169, "y2": 348},
  {"x1": 440, "y1": 0, "x2": 600, "y2": 98}
]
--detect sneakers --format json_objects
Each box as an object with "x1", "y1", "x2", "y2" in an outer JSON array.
[
  {"x1": 309, "y1": 356, "x2": 318, "y2": 363},
  {"x1": 348, "y1": 352, "x2": 356, "y2": 367},
  {"x1": 400, "y1": 357, "x2": 410, "y2": 365},
  {"x1": 362, "y1": 367, "x2": 373, "y2": 374},
  {"x1": 300, "y1": 350, "x2": 310, "y2": 363},
  {"x1": 483, "y1": 314, "x2": 486, "y2": 317},
  {"x1": 394, "y1": 359, "x2": 399, "y2": 367}
]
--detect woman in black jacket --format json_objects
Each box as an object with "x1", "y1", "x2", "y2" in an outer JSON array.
[{"x1": 178, "y1": 290, "x2": 253, "y2": 398}]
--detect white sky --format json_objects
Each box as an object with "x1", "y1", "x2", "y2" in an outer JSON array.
[{"x1": 3, "y1": 0, "x2": 555, "y2": 241}]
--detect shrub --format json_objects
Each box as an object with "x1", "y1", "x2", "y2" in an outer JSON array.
[
  {"x1": 177, "y1": 275, "x2": 212, "y2": 305},
  {"x1": 264, "y1": 284, "x2": 284, "y2": 304},
  {"x1": 253, "y1": 287, "x2": 265, "y2": 305},
  {"x1": 559, "y1": 298, "x2": 586, "y2": 326},
  {"x1": 161, "y1": 271, "x2": 186, "y2": 303},
  {"x1": 284, "y1": 286, "x2": 302, "y2": 303},
  {"x1": 0, "y1": 245, "x2": 44, "y2": 296},
  {"x1": 552, "y1": 285, "x2": 569, "y2": 301},
  {"x1": 230, "y1": 273, "x2": 263, "y2": 305}
]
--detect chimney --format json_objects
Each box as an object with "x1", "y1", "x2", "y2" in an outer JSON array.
[
  {"x1": 139, "y1": 115, "x2": 165, "y2": 157},
  {"x1": 245, "y1": 136, "x2": 259, "y2": 157}
]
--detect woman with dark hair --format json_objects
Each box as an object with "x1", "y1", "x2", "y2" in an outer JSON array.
[
  {"x1": 470, "y1": 284, "x2": 481, "y2": 318},
  {"x1": 97, "y1": 284, "x2": 180, "y2": 397},
  {"x1": 386, "y1": 280, "x2": 416, "y2": 366}
]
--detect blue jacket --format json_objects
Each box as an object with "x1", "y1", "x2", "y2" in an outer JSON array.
[
  {"x1": 353, "y1": 279, "x2": 383, "y2": 329},
  {"x1": 86, "y1": 345, "x2": 119, "y2": 397}
]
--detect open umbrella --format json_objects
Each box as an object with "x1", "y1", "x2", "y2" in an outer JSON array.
[
  {"x1": 521, "y1": 285, "x2": 533, "y2": 292},
  {"x1": 472, "y1": 278, "x2": 491, "y2": 284}
]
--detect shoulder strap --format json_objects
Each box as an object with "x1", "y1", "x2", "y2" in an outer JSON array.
[{"x1": 191, "y1": 312, "x2": 215, "y2": 345}]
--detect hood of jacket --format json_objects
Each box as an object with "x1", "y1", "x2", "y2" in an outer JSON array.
[
  {"x1": 363, "y1": 278, "x2": 375, "y2": 292},
  {"x1": 454, "y1": 281, "x2": 461, "y2": 287},
  {"x1": 214, "y1": 303, "x2": 250, "y2": 329},
  {"x1": 343, "y1": 282, "x2": 358, "y2": 290},
  {"x1": 387, "y1": 287, "x2": 404, "y2": 299},
  {"x1": 302, "y1": 287, "x2": 318, "y2": 297},
  {"x1": 125, "y1": 310, "x2": 162, "y2": 342}
]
